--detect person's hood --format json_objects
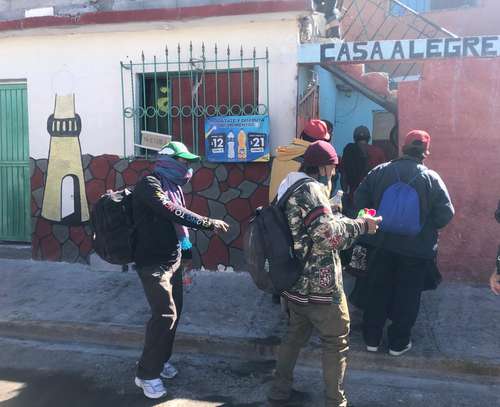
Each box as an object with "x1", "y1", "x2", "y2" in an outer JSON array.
[
  {"x1": 277, "y1": 172, "x2": 311, "y2": 201},
  {"x1": 275, "y1": 138, "x2": 311, "y2": 162}
]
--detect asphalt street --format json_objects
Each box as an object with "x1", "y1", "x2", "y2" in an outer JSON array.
[{"x1": 0, "y1": 337, "x2": 498, "y2": 407}]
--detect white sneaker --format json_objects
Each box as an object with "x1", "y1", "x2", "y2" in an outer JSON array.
[
  {"x1": 160, "y1": 362, "x2": 178, "y2": 379},
  {"x1": 134, "y1": 377, "x2": 167, "y2": 399},
  {"x1": 389, "y1": 341, "x2": 412, "y2": 356},
  {"x1": 366, "y1": 345, "x2": 379, "y2": 352}
]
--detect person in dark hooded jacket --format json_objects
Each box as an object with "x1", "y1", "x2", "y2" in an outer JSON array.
[
  {"x1": 339, "y1": 126, "x2": 386, "y2": 217},
  {"x1": 132, "y1": 141, "x2": 229, "y2": 399},
  {"x1": 355, "y1": 130, "x2": 454, "y2": 356}
]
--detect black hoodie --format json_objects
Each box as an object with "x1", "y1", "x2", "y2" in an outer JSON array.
[{"x1": 132, "y1": 174, "x2": 214, "y2": 267}]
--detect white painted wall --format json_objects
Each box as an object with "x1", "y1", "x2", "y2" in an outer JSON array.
[{"x1": 0, "y1": 16, "x2": 300, "y2": 158}]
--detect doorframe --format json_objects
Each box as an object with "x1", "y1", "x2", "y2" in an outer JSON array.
[{"x1": 0, "y1": 81, "x2": 31, "y2": 243}]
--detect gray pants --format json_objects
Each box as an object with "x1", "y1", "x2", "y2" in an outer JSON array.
[
  {"x1": 136, "y1": 260, "x2": 182, "y2": 380},
  {"x1": 270, "y1": 294, "x2": 350, "y2": 407}
]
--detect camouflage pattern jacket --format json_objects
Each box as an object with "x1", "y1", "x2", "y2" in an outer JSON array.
[{"x1": 281, "y1": 177, "x2": 368, "y2": 305}]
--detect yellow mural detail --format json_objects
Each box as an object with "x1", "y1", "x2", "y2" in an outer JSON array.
[
  {"x1": 157, "y1": 86, "x2": 169, "y2": 114},
  {"x1": 41, "y1": 94, "x2": 89, "y2": 224}
]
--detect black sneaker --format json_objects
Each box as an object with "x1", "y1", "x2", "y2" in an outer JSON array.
[{"x1": 389, "y1": 341, "x2": 412, "y2": 356}]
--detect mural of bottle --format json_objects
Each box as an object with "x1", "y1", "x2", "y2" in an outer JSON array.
[
  {"x1": 227, "y1": 132, "x2": 235, "y2": 160},
  {"x1": 237, "y1": 130, "x2": 247, "y2": 160}
]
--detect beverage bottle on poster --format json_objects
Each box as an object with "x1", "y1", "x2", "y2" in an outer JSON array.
[
  {"x1": 227, "y1": 132, "x2": 235, "y2": 160},
  {"x1": 238, "y1": 130, "x2": 247, "y2": 160}
]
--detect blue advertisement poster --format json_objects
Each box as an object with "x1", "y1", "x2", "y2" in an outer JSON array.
[{"x1": 205, "y1": 115, "x2": 270, "y2": 162}]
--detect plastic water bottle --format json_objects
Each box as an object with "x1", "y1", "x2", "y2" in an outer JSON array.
[
  {"x1": 330, "y1": 190, "x2": 343, "y2": 213},
  {"x1": 227, "y1": 132, "x2": 235, "y2": 160}
]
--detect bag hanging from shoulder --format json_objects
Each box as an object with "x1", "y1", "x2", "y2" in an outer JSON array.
[
  {"x1": 90, "y1": 189, "x2": 135, "y2": 265},
  {"x1": 244, "y1": 178, "x2": 314, "y2": 292}
]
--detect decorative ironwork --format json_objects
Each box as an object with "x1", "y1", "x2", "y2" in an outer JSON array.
[
  {"x1": 120, "y1": 43, "x2": 269, "y2": 158},
  {"x1": 338, "y1": 0, "x2": 457, "y2": 86}
]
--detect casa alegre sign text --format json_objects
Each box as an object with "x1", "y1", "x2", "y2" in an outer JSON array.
[{"x1": 320, "y1": 36, "x2": 500, "y2": 63}]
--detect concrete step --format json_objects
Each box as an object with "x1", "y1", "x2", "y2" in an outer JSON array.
[
  {"x1": 0, "y1": 319, "x2": 498, "y2": 384},
  {"x1": 0, "y1": 244, "x2": 32, "y2": 260}
]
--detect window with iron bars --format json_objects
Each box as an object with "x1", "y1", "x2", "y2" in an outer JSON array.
[
  {"x1": 392, "y1": 0, "x2": 477, "y2": 15},
  {"x1": 120, "y1": 44, "x2": 269, "y2": 159}
]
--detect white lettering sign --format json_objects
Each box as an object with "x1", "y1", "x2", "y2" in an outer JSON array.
[
  {"x1": 139, "y1": 131, "x2": 171, "y2": 151},
  {"x1": 320, "y1": 36, "x2": 500, "y2": 63}
]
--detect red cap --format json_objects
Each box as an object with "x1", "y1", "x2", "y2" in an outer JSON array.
[
  {"x1": 404, "y1": 130, "x2": 431, "y2": 155},
  {"x1": 303, "y1": 140, "x2": 339, "y2": 167},
  {"x1": 303, "y1": 119, "x2": 330, "y2": 141}
]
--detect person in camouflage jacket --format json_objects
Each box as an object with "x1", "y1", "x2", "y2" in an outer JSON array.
[
  {"x1": 282, "y1": 180, "x2": 366, "y2": 305},
  {"x1": 269, "y1": 141, "x2": 381, "y2": 407}
]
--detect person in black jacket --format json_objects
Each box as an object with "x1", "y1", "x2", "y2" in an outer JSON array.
[
  {"x1": 133, "y1": 141, "x2": 229, "y2": 399},
  {"x1": 354, "y1": 130, "x2": 454, "y2": 356},
  {"x1": 339, "y1": 126, "x2": 386, "y2": 217}
]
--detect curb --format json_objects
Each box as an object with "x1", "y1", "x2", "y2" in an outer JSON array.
[{"x1": 0, "y1": 319, "x2": 499, "y2": 382}]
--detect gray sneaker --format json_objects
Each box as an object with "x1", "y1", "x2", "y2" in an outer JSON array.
[
  {"x1": 160, "y1": 362, "x2": 178, "y2": 379},
  {"x1": 134, "y1": 377, "x2": 167, "y2": 399}
]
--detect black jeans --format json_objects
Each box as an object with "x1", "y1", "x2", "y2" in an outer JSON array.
[
  {"x1": 362, "y1": 249, "x2": 427, "y2": 351},
  {"x1": 136, "y1": 260, "x2": 183, "y2": 380}
]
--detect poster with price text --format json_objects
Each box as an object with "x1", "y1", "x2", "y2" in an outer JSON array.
[{"x1": 205, "y1": 115, "x2": 270, "y2": 162}]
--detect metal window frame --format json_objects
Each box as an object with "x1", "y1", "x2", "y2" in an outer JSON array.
[{"x1": 120, "y1": 43, "x2": 270, "y2": 159}]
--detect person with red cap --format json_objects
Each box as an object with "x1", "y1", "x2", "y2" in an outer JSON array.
[
  {"x1": 355, "y1": 130, "x2": 454, "y2": 357},
  {"x1": 268, "y1": 140, "x2": 381, "y2": 407},
  {"x1": 268, "y1": 119, "x2": 332, "y2": 204}
]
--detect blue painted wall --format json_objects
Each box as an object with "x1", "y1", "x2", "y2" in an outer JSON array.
[
  {"x1": 314, "y1": 65, "x2": 336, "y2": 131},
  {"x1": 391, "y1": 0, "x2": 430, "y2": 15},
  {"x1": 332, "y1": 80, "x2": 386, "y2": 157},
  {"x1": 305, "y1": 65, "x2": 387, "y2": 159},
  {"x1": 314, "y1": 68, "x2": 386, "y2": 192}
]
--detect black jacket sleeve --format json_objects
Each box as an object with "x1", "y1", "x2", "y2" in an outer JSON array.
[
  {"x1": 135, "y1": 176, "x2": 214, "y2": 230},
  {"x1": 354, "y1": 166, "x2": 378, "y2": 210},
  {"x1": 428, "y1": 171, "x2": 454, "y2": 229}
]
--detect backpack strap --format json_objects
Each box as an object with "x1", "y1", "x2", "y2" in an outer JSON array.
[
  {"x1": 276, "y1": 177, "x2": 316, "y2": 273},
  {"x1": 393, "y1": 166, "x2": 401, "y2": 182},
  {"x1": 408, "y1": 166, "x2": 429, "y2": 185},
  {"x1": 394, "y1": 164, "x2": 428, "y2": 186},
  {"x1": 276, "y1": 177, "x2": 315, "y2": 209}
]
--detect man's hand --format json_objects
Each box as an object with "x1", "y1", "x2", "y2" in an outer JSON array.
[
  {"x1": 212, "y1": 219, "x2": 230, "y2": 234},
  {"x1": 363, "y1": 215, "x2": 382, "y2": 235},
  {"x1": 489, "y1": 270, "x2": 500, "y2": 295}
]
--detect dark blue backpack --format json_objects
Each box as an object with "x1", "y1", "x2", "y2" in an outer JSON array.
[{"x1": 378, "y1": 167, "x2": 423, "y2": 236}]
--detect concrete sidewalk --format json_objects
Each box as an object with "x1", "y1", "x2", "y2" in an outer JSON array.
[{"x1": 0, "y1": 258, "x2": 499, "y2": 381}]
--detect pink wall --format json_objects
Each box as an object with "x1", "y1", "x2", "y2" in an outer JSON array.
[
  {"x1": 340, "y1": 0, "x2": 500, "y2": 41},
  {"x1": 423, "y1": 0, "x2": 500, "y2": 36},
  {"x1": 398, "y1": 57, "x2": 500, "y2": 281}
]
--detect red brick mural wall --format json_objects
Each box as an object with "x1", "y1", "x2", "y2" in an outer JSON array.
[
  {"x1": 398, "y1": 57, "x2": 500, "y2": 281},
  {"x1": 31, "y1": 156, "x2": 270, "y2": 270}
]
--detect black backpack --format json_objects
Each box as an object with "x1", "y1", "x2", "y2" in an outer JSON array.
[
  {"x1": 90, "y1": 189, "x2": 135, "y2": 265},
  {"x1": 244, "y1": 178, "x2": 314, "y2": 293}
]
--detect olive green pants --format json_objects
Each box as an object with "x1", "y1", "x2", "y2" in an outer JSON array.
[{"x1": 269, "y1": 295, "x2": 350, "y2": 407}]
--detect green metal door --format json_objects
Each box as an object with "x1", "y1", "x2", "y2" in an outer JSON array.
[{"x1": 0, "y1": 83, "x2": 31, "y2": 242}]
